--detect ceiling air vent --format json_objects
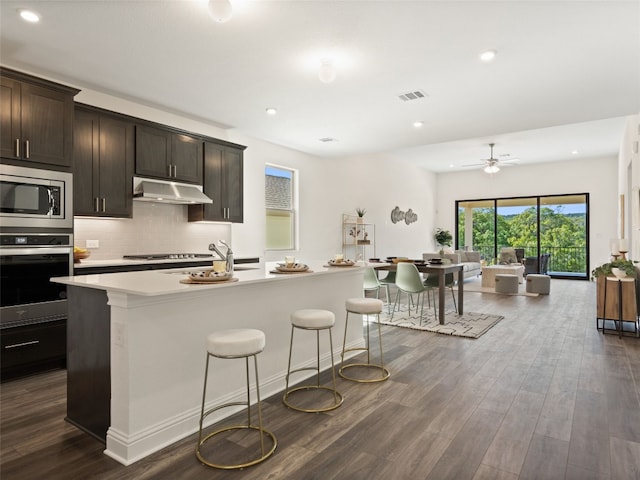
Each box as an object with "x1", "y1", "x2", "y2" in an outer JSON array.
[
  {"x1": 397, "y1": 90, "x2": 427, "y2": 102},
  {"x1": 319, "y1": 137, "x2": 338, "y2": 143}
]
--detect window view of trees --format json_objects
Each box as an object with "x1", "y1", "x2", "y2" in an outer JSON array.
[{"x1": 457, "y1": 194, "x2": 588, "y2": 278}]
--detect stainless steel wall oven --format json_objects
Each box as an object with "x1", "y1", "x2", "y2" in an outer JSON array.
[
  {"x1": 1, "y1": 233, "x2": 72, "y2": 379},
  {"x1": 1, "y1": 233, "x2": 73, "y2": 327}
]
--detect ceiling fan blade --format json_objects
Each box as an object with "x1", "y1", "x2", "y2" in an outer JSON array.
[
  {"x1": 501, "y1": 158, "x2": 520, "y2": 163},
  {"x1": 461, "y1": 161, "x2": 487, "y2": 167}
]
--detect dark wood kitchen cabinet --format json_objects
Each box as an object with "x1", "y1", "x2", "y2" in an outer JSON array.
[
  {"x1": 189, "y1": 141, "x2": 245, "y2": 223},
  {"x1": 73, "y1": 106, "x2": 134, "y2": 217},
  {"x1": 1, "y1": 320, "x2": 67, "y2": 382},
  {"x1": 0, "y1": 68, "x2": 79, "y2": 168},
  {"x1": 135, "y1": 124, "x2": 203, "y2": 184}
]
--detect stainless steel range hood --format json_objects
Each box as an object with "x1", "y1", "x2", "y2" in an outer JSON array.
[{"x1": 133, "y1": 177, "x2": 213, "y2": 204}]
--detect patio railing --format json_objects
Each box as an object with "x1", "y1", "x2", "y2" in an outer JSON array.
[{"x1": 471, "y1": 245, "x2": 587, "y2": 275}]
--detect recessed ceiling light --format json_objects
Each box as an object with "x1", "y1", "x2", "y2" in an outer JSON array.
[
  {"x1": 571, "y1": 150, "x2": 579, "y2": 155},
  {"x1": 318, "y1": 58, "x2": 337, "y2": 84},
  {"x1": 265, "y1": 107, "x2": 277, "y2": 116},
  {"x1": 413, "y1": 121, "x2": 424, "y2": 128},
  {"x1": 18, "y1": 9, "x2": 40, "y2": 23},
  {"x1": 479, "y1": 49, "x2": 497, "y2": 62}
]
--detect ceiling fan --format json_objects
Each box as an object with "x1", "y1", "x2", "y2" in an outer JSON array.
[{"x1": 463, "y1": 143, "x2": 519, "y2": 173}]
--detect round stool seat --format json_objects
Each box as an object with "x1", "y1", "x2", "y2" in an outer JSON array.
[
  {"x1": 207, "y1": 329, "x2": 265, "y2": 357},
  {"x1": 340, "y1": 298, "x2": 389, "y2": 383},
  {"x1": 291, "y1": 309, "x2": 335, "y2": 329},
  {"x1": 346, "y1": 297, "x2": 384, "y2": 314}
]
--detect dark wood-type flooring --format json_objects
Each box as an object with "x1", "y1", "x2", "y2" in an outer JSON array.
[{"x1": 2, "y1": 278, "x2": 640, "y2": 479}]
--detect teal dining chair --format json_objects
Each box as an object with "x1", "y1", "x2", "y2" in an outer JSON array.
[
  {"x1": 392, "y1": 262, "x2": 434, "y2": 323},
  {"x1": 423, "y1": 258, "x2": 457, "y2": 313},
  {"x1": 363, "y1": 267, "x2": 391, "y2": 313},
  {"x1": 423, "y1": 272, "x2": 457, "y2": 313}
]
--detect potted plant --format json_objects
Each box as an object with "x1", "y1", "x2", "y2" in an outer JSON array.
[
  {"x1": 591, "y1": 258, "x2": 638, "y2": 280},
  {"x1": 434, "y1": 228, "x2": 452, "y2": 254},
  {"x1": 356, "y1": 207, "x2": 366, "y2": 223}
]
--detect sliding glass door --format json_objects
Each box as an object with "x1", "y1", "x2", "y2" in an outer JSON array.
[
  {"x1": 496, "y1": 197, "x2": 538, "y2": 262},
  {"x1": 539, "y1": 195, "x2": 588, "y2": 278},
  {"x1": 456, "y1": 193, "x2": 589, "y2": 279},
  {"x1": 457, "y1": 200, "x2": 495, "y2": 263}
]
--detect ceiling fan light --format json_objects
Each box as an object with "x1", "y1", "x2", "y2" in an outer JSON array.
[
  {"x1": 484, "y1": 164, "x2": 500, "y2": 174},
  {"x1": 208, "y1": 0, "x2": 233, "y2": 23}
]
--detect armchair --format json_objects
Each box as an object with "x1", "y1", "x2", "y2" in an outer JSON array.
[
  {"x1": 524, "y1": 253, "x2": 550, "y2": 275},
  {"x1": 499, "y1": 248, "x2": 518, "y2": 264}
]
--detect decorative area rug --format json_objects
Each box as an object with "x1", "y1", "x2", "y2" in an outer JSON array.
[
  {"x1": 373, "y1": 304, "x2": 504, "y2": 339},
  {"x1": 464, "y1": 279, "x2": 539, "y2": 297}
]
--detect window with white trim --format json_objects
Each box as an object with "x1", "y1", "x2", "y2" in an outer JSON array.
[{"x1": 265, "y1": 165, "x2": 296, "y2": 250}]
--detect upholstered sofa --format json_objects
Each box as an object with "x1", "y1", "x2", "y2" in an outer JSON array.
[{"x1": 422, "y1": 250, "x2": 482, "y2": 280}]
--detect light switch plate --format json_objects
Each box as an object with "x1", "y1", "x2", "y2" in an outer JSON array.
[{"x1": 86, "y1": 239, "x2": 100, "y2": 248}]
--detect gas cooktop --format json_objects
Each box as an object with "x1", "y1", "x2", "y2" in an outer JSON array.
[{"x1": 123, "y1": 253, "x2": 214, "y2": 260}]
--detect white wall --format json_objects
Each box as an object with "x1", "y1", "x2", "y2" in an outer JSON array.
[
  {"x1": 435, "y1": 156, "x2": 619, "y2": 270},
  {"x1": 619, "y1": 114, "x2": 640, "y2": 260},
  {"x1": 322, "y1": 153, "x2": 438, "y2": 260}
]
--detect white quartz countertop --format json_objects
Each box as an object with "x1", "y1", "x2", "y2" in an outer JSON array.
[
  {"x1": 73, "y1": 256, "x2": 259, "y2": 269},
  {"x1": 53, "y1": 261, "x2": 366, "y2": 296}
]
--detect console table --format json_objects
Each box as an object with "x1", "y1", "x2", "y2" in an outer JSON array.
[{"x1": 596, "y1": 275, "x2": 639, "y2": 338}]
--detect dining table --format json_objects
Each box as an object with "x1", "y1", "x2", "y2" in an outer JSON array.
[{"x1": 373, "y1": 261, "x2": 464, "y2": 324}]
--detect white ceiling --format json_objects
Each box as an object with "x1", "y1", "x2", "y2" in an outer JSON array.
[{"x1": 1, "y1": 0, "x2": 638, "y2": 173}]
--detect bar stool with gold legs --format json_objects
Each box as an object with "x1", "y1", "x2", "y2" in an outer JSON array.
[
  {"x1": 339, "y1": 298, "x2": 390, "y2": 383},
  {"x1": 283, "y1": 309, "x2": 343, "y2": 412},
  {"x1": 196, "y1": 328, "x2": 277, "y2": 470}
]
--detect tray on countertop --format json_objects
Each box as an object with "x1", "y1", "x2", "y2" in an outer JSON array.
[
  {"x1": 180, "y1": 277, "x2": 239, "y2": 284},
  {"x1": 325, "y1": 260, "x2": 356, "y2": 267},
  {"x1": 274, "y1": 263, "x2": 310, "y2": 273}
]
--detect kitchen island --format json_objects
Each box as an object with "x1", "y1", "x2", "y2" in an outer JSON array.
[{"x1": 52, "y1": 261, "x2": 365, "y2": 466}]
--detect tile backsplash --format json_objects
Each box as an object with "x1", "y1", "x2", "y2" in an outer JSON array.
[{"x1": 74, "y1": 202, "x2": 231, "y2": 260}]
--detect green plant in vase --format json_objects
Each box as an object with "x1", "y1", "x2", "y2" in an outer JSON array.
[
  {"x1": 356, "y1": 207, "x2": 366, "y2": 223},
  {"x1": 434, "y1": 228, "x2": 452, "y2": 254},
  {"x1": 591, "y1": 258, "x2": 638, "y2": 280}
]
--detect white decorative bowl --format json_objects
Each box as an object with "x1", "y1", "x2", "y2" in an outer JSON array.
[{"x1": 611, "y1": 267, "x2": 627, "y2": 278}]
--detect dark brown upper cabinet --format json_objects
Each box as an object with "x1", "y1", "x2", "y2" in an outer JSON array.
[
  {"x1": 135, "y1": 124, "x2": 203, "y2": 184},
  {"x1": 0, "y1": 68, "x2": 79, "y2": 169},
  {"x1": 73, "y1": 106, "x2": 134, "y2": 217},
  {"x1": 189, "y1": 141, "x2": 245, "y2": 223}
]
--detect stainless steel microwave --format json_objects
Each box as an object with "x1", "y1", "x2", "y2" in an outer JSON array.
[{"x1": 0, "y1": 164, "x2": 73, "y2": 230}]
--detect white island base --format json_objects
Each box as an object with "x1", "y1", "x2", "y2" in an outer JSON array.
[{"x1": 56, "y1": 262, "x2": 365, "y2": 465}]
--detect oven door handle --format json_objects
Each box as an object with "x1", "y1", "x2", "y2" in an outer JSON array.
[{"x1": 0, "y1": 247, "x2": 72, "y2": 256}]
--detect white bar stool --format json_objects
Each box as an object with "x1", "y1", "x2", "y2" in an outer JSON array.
[
  {"x1": 196, "y1": 328, "x2": 277, "y2": 470},
  {"x1": 283, "y1": 309, "x2": 343, "y2": 412},
  {"x1": 339, "y1": 298, "x2": 390, "y2": 383}
]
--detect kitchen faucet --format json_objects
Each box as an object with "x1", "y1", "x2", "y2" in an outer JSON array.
[{"x1": 209, "y1": 240, "x2": 234, "y2": 274}]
